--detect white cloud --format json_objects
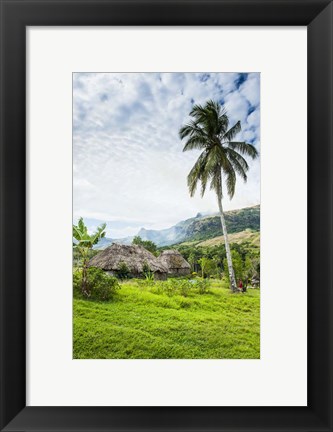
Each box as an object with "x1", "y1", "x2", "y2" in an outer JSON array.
[{"x1": 73, "y1": 72, "x2": 260, "y2": 237}]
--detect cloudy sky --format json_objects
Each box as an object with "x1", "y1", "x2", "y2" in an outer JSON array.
[{"x1": 73, "y1": 72, "x2": 260, "y2": 238}]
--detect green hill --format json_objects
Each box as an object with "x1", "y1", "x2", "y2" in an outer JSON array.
[
  {"x1": 182, "y1": 205, "x2": 260, "y2": 243},
  {"x1": 180, "y1": 228, "x2": 260, "y2": 248},
  {"x1": 95, "y1": 204, "x2": 260, "y2": 249}
]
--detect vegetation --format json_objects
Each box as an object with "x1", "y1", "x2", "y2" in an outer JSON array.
[
  {"x1": 93, "y1": 205, "x2": 260, "y2": 250},
  {"x1": 73, "y1": 218, "x2": 106, "y2": 296},
  {"x1": 73, "y1": 279, "x2": 260, "y2": 359},
  {"x1": 132, "y1": 235, "x2": 158, "y2": 255},
  {"x1": 179, "y1": 100, "x2": 259, "y2": 291},
  {"x1": 117, "y1": 261, "x2": 131, "y2": 279},
  {"x1": 196, "y1": 228, "x2": 259, "y2": 247},
  {"x1": 198, "y1": 256, "x2": 219, "y2": 278},
  {"x1": 73, "y1": 247, "x2": 99, "y2": 266},
  {"x1": 74, "y1": 267, "x2": 120, "y2": 301},
  {"x1": 168, "y1": 239, "x2": 260, "y2": 287},
  {"x1": 183, "y1": 206, "x2": 260, "y2": 243}
]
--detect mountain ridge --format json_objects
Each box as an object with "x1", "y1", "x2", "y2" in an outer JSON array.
[{"x1": 94, "y1": 204, "x2": 260, "y2": 249}]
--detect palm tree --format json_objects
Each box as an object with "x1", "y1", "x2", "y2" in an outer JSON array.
[
  {"x1": 179, "y1": 100, "x2": 258, "y2": 292},
  {"x1": 73, "y1": 218, "x2": 106, "y2": 296}
]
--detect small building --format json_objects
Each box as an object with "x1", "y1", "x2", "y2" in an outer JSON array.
[
  {"x1": 88, "y1": 243, "x2": 168, "y2": 280},
  {"x1": 157, "y1": 250, "x2": 191, "y2": 277}
]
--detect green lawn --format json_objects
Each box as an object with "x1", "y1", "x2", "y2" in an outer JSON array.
[{"x1": 73, "y1": 280, "x2": 260, "y2": 359}]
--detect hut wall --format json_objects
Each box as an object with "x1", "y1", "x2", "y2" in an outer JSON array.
[
  {"x1": 167, "y1": 268, "x2": 191, "y2": 277},
  {"x1": 154, "y1": 271, "x2": 167, "y2": 281},
  {"x1": 105, "y1": 269, "x2": 167, "y2": 280}
]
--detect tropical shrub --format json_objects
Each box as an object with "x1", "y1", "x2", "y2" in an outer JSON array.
[
  {"x1": 178, "y1": 279, "x2": 192, "y2": 297},
  {"x1": 117, "y1": 261, "x2": 130, "y2": 279},
  {"x1": 162, "y1": 278, "x2": 193, "y2": 297},
  {"x1": 195, "y1": 277, "x2": 210, "y2": 294},
  {"x1": 87, "y1": 267, "x2": 120, "y2": 301},
  {"x1": 164, "y1": 280, "x2": 176, "y2": 297},
  {"x1": 142, "y1": 261, "x2": 155, "y2": 285},
  {"x1": 73, "y1": 267, "x2": 120, "y2": 301},
  {"x1": 142, "y1": 261, "x2": 151, "y2": 275},
  {"x1": 144, "y1": 271, "x2": 155, "y2": 286},
  {"x1": 73, "y1": 218, "x2": 106, "y2": 296},
  {"x1": 73, "y1": 269, "x2": 82, "y2": 297}
]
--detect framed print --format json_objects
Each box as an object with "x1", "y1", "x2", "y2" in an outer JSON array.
[{"x1": 0, "y1": 0, "x2": 332, "y2": 431}]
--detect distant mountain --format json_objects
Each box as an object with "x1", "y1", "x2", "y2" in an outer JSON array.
[
  {"x1": 93, "y1": 235, "x2": 133, "y2": 250},
  {"x1": 93, "y1": 236, "x2": 117, "y2": 249},
  {"x1": 182, "y1": 205, "x2": 260, "y2": 243},
  {"x1": 137, "y1": 223, "x2": 186, "y2": 246},
  {"x1": 94, "y1": 205, "x2": 260, "y2": 249}
]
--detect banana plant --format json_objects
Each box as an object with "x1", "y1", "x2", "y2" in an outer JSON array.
[{"x1": 73, "y1": 217, "x2": 106, "y2": 296}]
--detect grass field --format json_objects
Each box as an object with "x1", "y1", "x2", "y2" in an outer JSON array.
[
  {"x1": 73, "y1": 280, "x2": 260, "y2": 359},
  {"x1": 179, "y1": 229, "x2": 260, "y2": 248},
  {"x1": 197, "y1": 229, "x2": 260, "y2": 247}
]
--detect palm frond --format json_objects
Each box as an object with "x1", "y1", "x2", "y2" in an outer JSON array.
[
  {"x1": 199, "y1": 162, "x2": 213, "y2": 197},
  {"x1": 225, "y1": 148, "x2": 249, "y2": 171},
  {"x1": 179, "y1": 124, "x2": 193, "y2": 140},
  {"x1": 182, "y1": 135, "x2": 208, "y2": 152},
  {"x1": 217, "y1": 112, "x2": 229, "y2": 135},
  {"x1": 209, "y1": 167, "x2": 222, "y2": 197},
  {"x1": 227, "y1": 141, "x2": 259, "y2": 159},
  {"x1": 189, "y1": 103, "x2": 206, "y2": 119},
  {"x1": 219, "y1": 153, "x2": 237, "y2": 199},
  {"x1": 226, "y1": 174, "x2": 236, "y2": 198},
  {"x1": 187, "y1": 151, "x2": 209, "y2": 197},
  {"x1": 189, "y1": 102, "x2": 218, "y2": 136},
  {"x1": 223, "y1": 121, "x2": 241, "y2": 142},
  {"x1": 225, "y1": 165, "x2": 237, "y2": 199},
  {"x1": 187, "y1": 165, "x2": 201, "y2": 197},
  {"x1": 227, "y1": 155, "x2": 247, "y2": 182},
  {"x1": 179, "y1": 121, "x2": 201, "y2": 139},
  {"x1": 225, "y1": 148, "x2": 249, "y2": 181}
]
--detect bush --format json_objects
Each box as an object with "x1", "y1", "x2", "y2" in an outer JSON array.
[
  {"x1": 117, "y1": 261, "x2": 130, "y2": 279},
  {"x1": 87, "y1": 267, "x2": 120, "y2": 301},
  {"x1": 164, "y1": 280, "x2": 176, "y2": 297},
  {"x1": 149, "y1": 283, "x2": 162, "y2": 295},
  {"x1": 142, "y1": 261, "x2": 151, "y2": 275},
  {"x1": 73, "y1": 269, "x2": 83, "y2": 298},
  {"x1": 136, "y1": 279, "x2": 147, "y2": 290},
  {"x1": 162, "y1": 278, "x2": 193, "y2": 297},
  {"x1": 141, "y1": 261, "x2": 155, "y2": 286},
  {"x1": 196, "y1": 277, "x2": 210, "y2": 294},
  {"x1": 73, "y1": 267, "x2": 120, "y2": 301},
  {"x1": 178, "y1": 279, "x2": 192, "y2": 297}
]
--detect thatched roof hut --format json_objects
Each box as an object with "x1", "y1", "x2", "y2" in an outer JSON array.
[
  {"x1": 88, "y1": 243, "x2": 168, "y2": 280},
  {"x1": 157, "y1": 250, "x2": 191, "y2": 277}
]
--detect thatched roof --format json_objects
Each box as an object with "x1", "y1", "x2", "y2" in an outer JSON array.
[
  {"x1": 157, "y1": 250, "x2": 191, "y2": 271},
  {"x1": 88, "y1": 243, "x2": 167, "y2": 274}
]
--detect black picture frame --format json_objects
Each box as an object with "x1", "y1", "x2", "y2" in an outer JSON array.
[{"x1": 0, "y1": 0, "x2": 332, "y2": 431}]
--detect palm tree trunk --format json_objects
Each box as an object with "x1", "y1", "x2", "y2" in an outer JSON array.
[{"x1": 217, "y1": 195, "x2": 237, "y2": 292}]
